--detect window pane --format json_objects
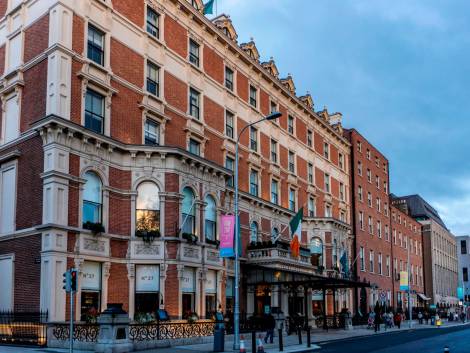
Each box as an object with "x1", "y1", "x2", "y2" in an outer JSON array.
[
  {"x1": 146, "y1": 7, "x2": 159, "y2": 38},
  {"x1": 137, "y1": 182, "x2": 160, "y2": 210},
  {"x1": 182, "y1": 188, "x2": 195, "y2": 215},
  {"x1": 145, "y1": 120, "x2": 160, "y2": 145},
  {"x1": 83, "y1": 172, "x2": 102, "y2": 203}
]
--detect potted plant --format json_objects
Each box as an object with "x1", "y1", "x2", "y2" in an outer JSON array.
[
  {"x1": 182, "y1": 232, "x2": 198, "y2": 244},
  {"x1": 83, "y1": 221, "x2": 105, "y2": 235},
  {"x1": 135, "y1": 229, "x2": 161, "y2": 243},
  {"x1": 205, "y1": 238, "x2": 220, "y2": 246},
  {"x1": 186, "y1": 312, "x2": 199, "y2": 324}
]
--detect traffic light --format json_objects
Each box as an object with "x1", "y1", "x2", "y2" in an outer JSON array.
[
  {"x1": 63, "y1": 270, "x2": 71, "y2": 292},
  {"x1": 70, "y1": 269, "x2": 77, "y2": 292}
]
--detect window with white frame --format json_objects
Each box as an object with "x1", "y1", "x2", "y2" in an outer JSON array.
[
  {"x1": 368, "y1": 216, "x2": 373, "y2": 234},
  {"x1": 250, "y1": 126, "x2": 258, "y2": 151},
  {"x1": 2, "y1": 94, "x2": 20, "y2": 144},
  {"x1": 85, "y1": 89, "x2": 105, "y2": 134},
  {"x1": 189, "y1": 39, "x2": 200, "y2": 67},
  {"x1": 144, "y1": 119, "x2": 160, "y2": 146},
  {"x1": 369, "y1": 250, "x2": 374, "y2": 273},
  {"x1": 271, "y1": 227, "x2": 279, "y2": 242},
  {"x1": 225, "y1": 110, "x2": 234, "y2": 139},
  {"x1": 146, "y1": 6, "x2": 160, "y2": 38},
  {"x1": 270, "y1": 100, "x2": 277, "y2": 114},
  {"x1": 189, "y1": 88, "x2": 200, "y2": 119},
  {"x1": 359, "y1": 211, "x2": 364, "y2": 230},
  {"x1": 340, "y1": 211, "x2": 346, "y2": 222},
  {"x1": 288, "y1": 115, "x2": 294, "y2": 134},
  {"x1": 357, "y1": 141, "x2": 362, "y2": 152},
  {"x1": 225, "y1": 156, "x2": 234, "y2": 187},
  {"x1": 249, "y1": 85, "x2": 257, "y2": 108},
  {"x1": 339, "y1": 153, "x2": 344, "y2": 170},
  {"x1": 289, "y1": 188, "x2": 296, "y2": 211},
  {"x1": 366, "y1": 149, "x2": 371, "y2": 160},
  {"x1": 384, "y1": 203, "x2": 389, "y2": 216},
  {"x1": 82, "y1": 171, "x2": 103, "y2": 226},
  {"x1": 385, "y1": 224, "x2": 390, "y2": 241},
  {"x1": 249, "y1": 169, "x2": 259, "y2": 197},
  {"x1": 383, "y1": 181, "x2": 388, "y2": 194},
  {"x1": 376, "y1": 175, "x2": 380, "y2": 189},
  {"x1": 323, "y1": 142, "x2": 329, "y2": 159},
  {"x1": 8, "y1": 33, "x2": 22, "y2": 71},
  {"x1": 386, "y1": 256, "x2": 391, "y2": 276},
  {"x1": 325, "y1": 204, "x2": 332, "y2": 218},
  {"x1": 0, "y1": 256, "x2": 13, "y2": 310},
  {"x1": 250, "y1": 221, "x2": 259, "y2": 243},
  {"x1": 308, "y1": 197, "x2": 315, "y2": 217},
  {"x1": 376, "y1": 198, "x2": 381, "y2": 212},
  {"x1": 188, "y1": 138, "x2": 200, "y2": 155},
  {"x1": 0, "y1": 163, "x2": 16, "y2": 234},
  {"x1": 367, "y1": 192, "x2": 372, "y2": 207},
  {"x1": 271, "y1": 179, "x2": 279, "y2": 205},
  {"x1": 225, "y1": 66, "x2": 234, "y2": 91},
  {"x1": 358, "y1": 185, "x2": 363, "y2": 201},
  {"x1": 377, "y1": 220, "x2": 382, "y2": 238},
  {"x1": 393, "y1": 229, "x2": 397, "y2": 244},
  {"x1": 324, "y1": 173, "x2": 330, "y2": 193},
  {"x1": 358, "y1": 161, "x2": 362, "y2": 176},
  {"x1": 339, "y1": 182, "x2": 345, "y2": 201},
  {"x1": 308, "y1": 163, "x2": 313, "y2": 184},
  {"x1": 288, "y1": 151, "x2": 295, "y2": 173},
  {"x1": 307, "y1": 130, "x2": 313, "y2": 147},
  {"x1": 146, "y1": 61, "x2": 160, "y2": 96},
  {"x1": 270, "y1": 139, "x2": 278, "y2": 163},
  {"x1": 360, "y1": 247, "x2": 365, "y2": 271},
  {"x1": 367, "y1": 169, "x2": 371, "y2": 183},
  {"x1": 181, "y1": 187, "x2": 196, "y2": 235},
  {"x1": 88, "y1": 25, "x2": 105, "y2": 66},
  {"x1": 204, "y1": 195, "x2": 217, "y2": 241},
  {"x1": 378, "y1": 253, "x2": 383, "y2": 275},
  {"x1": 136, "y1": 182, "x2": 160, "y2": 236},
  {"x1": 310, "y1": 237, "x2": 323, "y2": 267}
]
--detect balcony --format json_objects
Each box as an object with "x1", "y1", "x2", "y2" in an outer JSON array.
[{"x1": 246, "y1": 241, "x2": 316, "y2": 276}]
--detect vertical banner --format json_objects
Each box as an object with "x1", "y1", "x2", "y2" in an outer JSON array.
[
  {"x1": 400, "y1": 271, "x2": 409, "y2": 290},
  {"x1": 220, "y1": 215, "x2": 235, "y2": 258}
]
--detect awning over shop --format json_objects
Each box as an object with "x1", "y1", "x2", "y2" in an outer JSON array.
[{"x1": 417, "y1": 293, "x2": 431, "y2": 301}]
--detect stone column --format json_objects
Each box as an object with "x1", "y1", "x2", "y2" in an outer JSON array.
[
  {"x1": 127, "y1": 263, "x2": 135, "y2": 320},
  {"x1": 101, "y1": 262, "x2": 111, "y2": 312}
]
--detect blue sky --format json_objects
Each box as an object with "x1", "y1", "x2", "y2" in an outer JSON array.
[{"x1": 209, "y1": 0, "x2": 470, "y2": 235}]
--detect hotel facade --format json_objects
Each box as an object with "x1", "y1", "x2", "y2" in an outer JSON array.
[{"x1": 0, "y1": 0, "x2": 356, "y2": 324}]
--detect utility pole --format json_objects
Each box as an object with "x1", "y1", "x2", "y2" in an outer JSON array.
[{"x1": 408, "y1": 244, "x2": 412, "y2": 328}]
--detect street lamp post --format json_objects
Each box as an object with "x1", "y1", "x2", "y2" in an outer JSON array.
[{"x1": 233, "y1": 111, "x2": 282, "y2": 350}]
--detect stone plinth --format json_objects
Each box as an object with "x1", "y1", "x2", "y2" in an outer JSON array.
[{"x1": 95, "y1": 303, "x2": 134, "y2": 353}]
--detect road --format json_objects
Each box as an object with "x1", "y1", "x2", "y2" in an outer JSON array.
[{"x1": 318, "y1": 325, "x2": 470, "y2": 353}]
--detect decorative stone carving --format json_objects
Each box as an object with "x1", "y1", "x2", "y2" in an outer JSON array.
[
  {"x1": 135, "y1": 244, "x2": 161, "y2": 256},
  {"x1": 183, "y1": 246, "x2": 200, "y2": 259},
  {"x1": 83, "y1": 238, "x2": 106, "y2": 253}
]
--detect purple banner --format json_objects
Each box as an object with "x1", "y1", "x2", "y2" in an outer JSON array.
[{"x1": 220, "y1": 215, "x2": 235, "y2": 258}]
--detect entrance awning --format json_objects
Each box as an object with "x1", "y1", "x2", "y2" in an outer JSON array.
[{"x1": 417, "y1": 293, "x2": 431, "y2": 301}]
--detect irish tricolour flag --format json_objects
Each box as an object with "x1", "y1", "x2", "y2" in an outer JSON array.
[{"x1": 289, "y1": 208, "x2": 303, "y2": 258}]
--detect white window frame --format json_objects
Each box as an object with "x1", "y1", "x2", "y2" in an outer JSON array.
[{"x1": 0, "y1": 161, "x2": 17, "y2": 235}]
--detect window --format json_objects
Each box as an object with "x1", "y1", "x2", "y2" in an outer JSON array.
[
  {"x1": 376, "y1": 175, "x2": 380, "y2": 189},
  {"x1": 366, "y1": 149, "x2": 371, "y2": 160},
  {"x1": 325, "y1": 204, "x2": 332, "y2": 218},
  {"x1": 357, "y1": 161, "x2": 362, "y2": 176},
  {"x1": 250, "y1": 221, "x2": 259, "y2": 242},
  {"x1": 357, "y1": 186, "x2": 363, "y2": 202},
  {"x1": 2, "y1": 94, "x2": 20, "y2": 144},
  {"x1": 204, "y1": 195, "x2": 217, "y2": 241},
  {"x1": 404, "y1": 236, "x2": 408, "y2": 249},
  {"x1": 464, "y1": 267, "x2": 468, "y2": 282},
  {"x1": 383, "y1": 181, "x2": 388, "y2": 193},
  {"x1": 378, "y1": 253, "x2": 383, "y2": 275},
  {"x1": 340, "y1": 211, "x2": 346, "y2": 222},
  {"x1": 461, "y1": 240, "x2": 467, "y2": 254},
  {"x1": 136, "y1": 182, "x2": 160, "y2": 235},
  {"x1": 249, "y1": 85, "x2": 257, "y2": 107},
  {"x1": 249, "y1": 170, "x2": 259, "y2": 196},
  {"x1": 377, "y1": 220, "x2": 382, "y2": 238},
  {"x1": 394, "y1": 258, "x2": 398, "y2": 277},
  {"x1": 339, "y1": 153, "x2": 344, "y2": 169},
  {"x1": 189, "y1": 88, "x2": 200, "y2": 119},
  {"x1": 359, "y1": 211, "x2": 364, "y2": 230},
  {"x1": 87, "y1": 25, "x2": 105, "y2": 66},
  {"x1": 146, "y1": 7, "x2": 160, "y2": 38},
  {"x1": 270, "y1": 101, "x2": 277, "y2": 114},
  {"x1": 85, "y1": 90, "x2": 105, "y2": 134},
  {"x1": 225, "y1": 110, "x2": 234, "y2": 139},
  {"x1": 310, "y1": 238, "x2": 323, "y2": 267},
  {"x1": 82, "y1": 171, "x2": 102, "y2": 226},
  {"x1": 80, "y1": 261, "x2": 102, "y2": 321},
  {"x1": 375, "y1": 157, "x2": 380, "y2": 167},
  {"x1": 357, "y1": 141, "x2": 362, "y2": 152},
  {"x1": 307, "y1": 130, "x2": 313, "y2": 147},
  {"x1": 368, "y1": 216, "x2": 373, "y2": 234},
  {"x1": 386, "y1": 256, "x2": 391, "y2": 277},
  {"x1": 0, "y1": 256, "x2": 13, "y2": 309},
  {"x1": 339, "y1": 183, "x2": 345, "y2": 201},
  {"x1": 288, "y1": 151, "x2": 295, "y2": 173},
  {"x1": 225, "y1": 66, "x2": 234, "y2": 91},
  {"x1": 399, "y1": 232, "x2": 402, "y2": 247},
  {"x1": 135, "y1": 264, "x2": 160, "y2": 318},
  {"x1": 289, "y1": 189, "x2": 296, "y2": 211},
  {"x1": 188, "y1": 138, "x2": 200, "y2": 155},
  {"x1": 181, "y1": 187, "x2": 196, "y2": 235},
  {"x1": 271, "y1": 179, "x2": 279, "y2": 204},
  {"x1": 7, "y1": 33, "x2": 21, "y2": 71},
  {"x1": 308, "y1": 197, "x2": 315, "y2": 217},
  {"x1": 376, "y1": 198, "x2": 381, "y2": 212},
  {"x1": 189, "y1": 39, "x2": 200, "y2": 67},
  {"x1": 324, "y1": 173, "x2": 330, "y2": 193},
  {"x1": 225, "y1": 157, "x2": 234, "y2": 187},
  {"x1": 308, "y1": 163, "x2": 313, "y2": 184},
  {"x1": 0, "y1": 164, "x2": 16, "y2": 234},
  {"x1": 393, "y1": 229, "x2": 397, "y2": 244},
  {"x1": 385, "y1": 225, "x2": 390, "y2": 241},
  {"x1": 384, "y1": 203, "x2": 389, "y2": 216},
  {"x1": 144, "y1": 119, "x2": 160, "y2": 145},
  {"x1": 367, "y1": 192, "x2": 372, "y2": 207},
  {"x1": 367, "y1": 169, "x2": 371, "y2": 183},
  {"x1": 369, "y1": 250, "x2": 374, "y2": 273},
  {"x1": 360, "y1": 247, "x2": 365, "y2": 271},
  {"x1": 323, "y1": 142, "x2": 329, "y2": 159},
  {"x1": 250, "y1": 127, "x2": 258, "y2": 151},
  {"x1": 270, "y1": 139, "x2": 278, "y2": 163},
  {"x1": 288, "y1": 116, "x2": 294, "y2": 134},
  {"x1": 146, "y1": 61, "x2": 160, "y2": 96}
]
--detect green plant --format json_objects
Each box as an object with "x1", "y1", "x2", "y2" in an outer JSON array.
[
  {"x1": 135, "y1": 229, "x2": 161, "y2": 243},
  {"x1": 182, "y1": 232, "x2": 198, "y2": 244},
  {"x1": 83, "y1": 221, "x2": 105, "y2": 235},
  {"x1": 205, "y1": 238, "x2": 220, "y2": 246},
  {"x1": 186, "y1": 312, "x2": 199, "y2": 323}
]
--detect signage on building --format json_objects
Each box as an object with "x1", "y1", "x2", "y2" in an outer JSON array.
[
  {"x1": 136, "y1": 265, "x2": 160, "y2": 292},
  {"x1": 312, "y1": 290, "x2": 323, "y2": 301},
  {"x1": 400, "y1": 271, "x2": 409, "y2": 291},
  {"x1": 81, "y1": 262, "x2": 101, "y2": 291},
  {"x1": 220, "y1": 215, "x2": 235, "y2": 258},
  {"x1": 182, "y1": 268, "x2": 195, "y2": 292},
  {"x1": 205, "y1": 270, "x2": 217, "y2": 294},
  {"x1": 458, "y1": 287, "x2": 464, "y2": 300}
]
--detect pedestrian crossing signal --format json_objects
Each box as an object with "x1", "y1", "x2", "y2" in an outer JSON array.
[{"x1": 63, "y1": 270, "x2": 72, "y2": 292}]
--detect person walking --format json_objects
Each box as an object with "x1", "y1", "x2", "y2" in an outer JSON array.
[
  {"x1": 374, "y1": 303, "x2": 381, "y2": 333},
  {"x1": 424, "y1": 311, "x2": 429, "y2": 325},
  {"x1": 418, "y1": 311, "x2": 423, "y2": 324},
  {"x1": 394, "y1": 311, "x2": 402, "y2": 329},
  {"x1": 368, "y1": 310, "x2": 375, "y2": 330},
  {"x1": 264, "y1": 312, "x2": 276, "y2": 344}
]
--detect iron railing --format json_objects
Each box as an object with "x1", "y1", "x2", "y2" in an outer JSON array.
[
  {"x1": 0, "y1": 310, "x2": 48, "y2": 346},
  {"x1": 52, "y1": 323, "x2": 99, "y2": 342},
  {"x1": 314, "y1": 315, "x2": 345, "y2": 329},
  {"x1": 129, "y1": 320, "x2": 215, "y2": 341}
]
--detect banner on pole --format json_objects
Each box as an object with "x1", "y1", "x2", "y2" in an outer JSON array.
[
  {"x1": 400, "y1": 271, "x2": 409, "y2": 290},
  {"x1": 220, "y1": 215, "x2": 235, "y2": 258}
]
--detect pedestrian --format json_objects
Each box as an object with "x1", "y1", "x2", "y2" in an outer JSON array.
[
  {"x1": 368, "y1": 310, "x2": 375, "y2": 330},
  {"x1": 374, "y1": 303, "x2": 381, "y2": 333},
  {"x1": 460, "y1": 311, "x2": 466, "y2": 323},
  {"x1": 388, "y1": 312, "x2": 394, "y2": 328},
  {"x1": 394, "y1": 312, "x2": 402, "y2": 329},
  {"x1": 264, "y1": 312, "x2": 275, "y2": 344},
  {"x1": 418, "y1": 311, "x2": 423, "y2": 324},
  {"x1": 424, "y1": 311, "x2": 429, "y2": 325}
]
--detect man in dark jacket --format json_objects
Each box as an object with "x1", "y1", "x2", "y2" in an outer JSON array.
[{"x1": 264, "y1": 313, "x2": 276, "y2": 344}]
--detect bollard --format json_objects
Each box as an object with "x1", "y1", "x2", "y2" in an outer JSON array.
[
  {"x1": 444, "y1": 346, "x2": 450, "y2": 353},
  {"x1": 252, "y1": 331, "x2": 256, "y2": 353},
  {"x1": 297, "y1": 326, "x2": 302, "y2": 345},
  {"x1": 306, "y1": 326, "x2": 311, "y2": 348},
  {"x1": 278, "y1": 329, "x2": 283, "y2": 352}
]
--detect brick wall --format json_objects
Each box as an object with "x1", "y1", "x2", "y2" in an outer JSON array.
[
  {"x1": 24, "y1": 14, "x2": 49, "y2": 63},
  {"x1": 112, "y1": 0, "x2": 144, "y2": 27},
  {"x1": 164, "y1": 109, "x2": 187, "y2": 149},
  {"x1": 72, "y1": 15, "x2": 84, "y2": 55},
  {"x1": 164, "y1": 16, "x2": 187, "y2": 59},
  {"x1": 110, "y1": 38, "x2": 144, "y2": 88},
  {"x1": 164, "y1": 72, "x2": 187, "y2": 113},
  {"x1": 108, "y1": 192, "x2": 131, "y2": 235},
  {"x1": 107, "y1": 263, "x2": 129, "y2": 312},
  {"x1": 164, "y1": 264, "x2": 180, "y2": 318},
  {"x1": 0, "y1": 1, "x2": 7, "y2": 19},
  {"x1": 203, "y1": 96, "x2": 224, "y2": 133},
  {"x1": 164, "y1": 173, "x2": 179, "y2": 237},
  {"x1": 203, "y1": 46, "x2": 223, "y2": 84},
  {"x1": 70, "y1": 60, "x2": 83, "y2": 125},
  {"x1": 236, "y1": 72, "x2": 248, "y2": 102},
  {"x1": 21, "y1": 60, "x2": 47, "y2": 132},
  {"x1": 68, "y1": 154, "x2": 80, "y2": 227}
]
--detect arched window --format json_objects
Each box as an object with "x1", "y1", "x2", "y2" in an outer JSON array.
[
  {"x1": 250, "y1": 221, "x2": 259, "y2": 243},
  {"x1": 82, "y1": 171, "x2": 102, "y2": 225},
  {"x1": 204, "y1": 195, "x2": 217, "y2": 241},
  {"x1": 310, "y1": 237, "x2": 323, "y2": 267},
  {"x1": 271, "y1": 228, "x2": 279, "y2": 242},
  {"x1": 182, "y1": 187, "x2": 196, "y2": 234},
  {"x1": 136, "y1": 182, "x2": 160, "y2": 235}
]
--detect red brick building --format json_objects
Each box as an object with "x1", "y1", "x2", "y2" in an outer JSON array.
[{"x1": 0, "y1": 0, "x2": 356, "y2": 324}]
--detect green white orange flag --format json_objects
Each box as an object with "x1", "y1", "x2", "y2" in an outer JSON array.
[{"x1": 289, "y1": 208, "x2": 303, "y2": 258}]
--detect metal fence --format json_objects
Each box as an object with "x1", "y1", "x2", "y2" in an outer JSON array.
[
  {"x1": 51, "y1": 323, "x2": 99, "y2": 342},
  {"x1": 0, "y1": 311, "x2": 48, "y2": 346}
]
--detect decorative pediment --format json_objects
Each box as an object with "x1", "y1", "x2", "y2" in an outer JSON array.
[
  {"x1": 240, "y1": 39, "x2": 260, "y2": 61},
  {"x1": 299, "y1": 92, "x2": 314, "y2": 110},
  {"x1": 212, "y1": 14, "x2": 238, "y2": 41},
  {"x1": 261, "y1": 58, "x2": 279, "y2": 78},
  {"x1": 186, "y1": 0, "x2": 204, "y2": 13},
  {"x1": 280, "y1": 74, "x2": 296, "y2": 94}
]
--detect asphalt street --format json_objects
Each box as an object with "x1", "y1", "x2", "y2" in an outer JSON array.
[{"x1": 318, "y1": 325, "x2": 470, "y2": 353}]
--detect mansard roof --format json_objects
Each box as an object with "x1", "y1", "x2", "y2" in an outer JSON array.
[
  {"x1": 261, "y1": 58, "x2": 279, "y2": 78},
  {"x1": 212, "y1": 14, "x2": 238, "y2": 41},
  {"x1": 299, "y1": 93, "x2": 314, "y2": 110},
  {"x1": 280, "y1": 74, "x2": 296, "y2": 94},
  {"x1": 240, "y1": 39, "x2": 260, "y2": 61}
]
